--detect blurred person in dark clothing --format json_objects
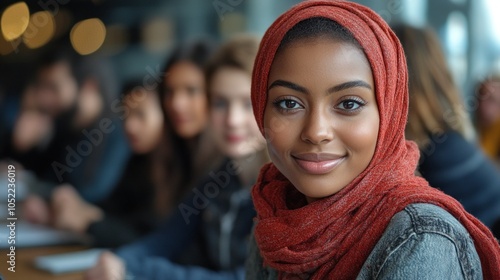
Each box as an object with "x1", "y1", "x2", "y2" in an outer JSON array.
[
  {"x1": 21, "y1": 50, "x2": 130, "y2": 226},
  {"x1": 87, "y1": 35, "x2": 267, "y2": 280},
  {"x1": 3, "y1": 49, "x2": 79, "y2": 173},
  {"x1": 45, "y1": 54, "x2": 130, "y2": 203},
  {"x1": 394, "y1": 25, "x2": 500, "y2": 237},
  {"x1": 25, "y1": 82, "x2": 165, "y2": 247},
  {"x1": 25, "y1": 39, "x2": 221, "y2": 244}
]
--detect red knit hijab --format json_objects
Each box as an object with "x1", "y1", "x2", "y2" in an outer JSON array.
[{"x1": 251, "y1": 1, "x2": 500, "y2": 279}]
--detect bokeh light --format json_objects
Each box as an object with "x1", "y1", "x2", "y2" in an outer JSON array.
[
  {"x1": 70, "y1": 18, "x2": 106, "y2": 55},
  {"x1": 1, "y1": 2, "x2": 30, "y2": 41},
  {"x1": 23, "y1": 11, "x2": 56, "y2": 49}
]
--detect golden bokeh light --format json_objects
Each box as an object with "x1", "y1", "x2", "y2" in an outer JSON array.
[
  {"x1": 70, "y1": 18, "x2": 106, "y2": 55},
  {"x1": 1, "y1": 2, "x2": 30, "y2": 41},
  {"x1": 23, "y1": 11, "x2": 55, "y2": 49}
]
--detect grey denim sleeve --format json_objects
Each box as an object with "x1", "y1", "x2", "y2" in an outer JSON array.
[{"x1": 358, "y1": 203, "x2": 483, "y2": 280}]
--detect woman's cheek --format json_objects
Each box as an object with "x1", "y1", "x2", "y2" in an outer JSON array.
[
  {"x1": 264, "y1": 108, "x2": 303, "y2": 143},
  {"x1": 342, "y1": 117, "x2": 379, "y2": 152},
  {"x1": 214, "y1": 112, "x2": 227, "y2": 133}
]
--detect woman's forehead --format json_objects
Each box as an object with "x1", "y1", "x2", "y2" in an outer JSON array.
[{"x1": 269, "y1": 38, "x2": 373, "y2": 88}]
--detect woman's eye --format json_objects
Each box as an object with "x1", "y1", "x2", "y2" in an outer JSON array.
[
  {"x1": 186, "y1": 86, "x2": 198, "y2": 96},
  {"x1": 277, "y1": 99, "x2": 301, "y2": 110},
  {"x1": 163, "y1": 88, "x2": 172, "y2": 96},
  {"x1": 212, "y1": 99, "x2": 228, "y2": 109},
  {"x1": 336, "y1": 99, "x2": 366, "y2": 111},
  {"x1": 338, "y1": 100, "x2": 359, "y2": 110}
]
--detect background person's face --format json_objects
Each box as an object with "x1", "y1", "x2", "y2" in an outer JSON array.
[
  {"x1": 163, "y1": 61, "x2": 208, "y2": 139},
  {"x1": 124, "y1": 90, "x2": 164, "y2": 154},
  {"x1": 35, "y1": 62, "x2": 78, "y2": 117},
  {"x1": 210, "y1": 68, "x2": 265, "y2": 159},
  {"x1": 264, "y1": 38, "x2": 379, "y2": 203},
  {"x1": 477, "y1": 81, "x2": 500, "y2": 126}
]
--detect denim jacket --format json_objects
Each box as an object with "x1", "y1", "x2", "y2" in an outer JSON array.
[{"x1": 246, "y1": 203, "x2": 483, "y2": 279}]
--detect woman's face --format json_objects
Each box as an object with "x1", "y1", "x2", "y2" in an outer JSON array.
[
  {"x1": 163, "y1": 61, "x2": 208, "y2": 139},
  {"x1": 210, "y1": 67, "x2": 265, "y2": 159},
  {"x1": 124, "y1": 89, "x2": 164, "y2": 154},
  {"x1": 35, "y1": 61, "x2": 78, "y2": 117},
  {"x1": 264, "y1": 38, "x2": 379, "y2": 203}
]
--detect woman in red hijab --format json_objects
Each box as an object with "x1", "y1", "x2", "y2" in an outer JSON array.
[{"x1": 246, "y1": 1, "x2": 500, "y2": 279}]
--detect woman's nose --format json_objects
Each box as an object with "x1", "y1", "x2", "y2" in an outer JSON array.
[
  {"x1": 300, "y1": 108, "x2": 334, "y2": 145},
  {"x1": 226, "y1": 104, "x2": 245, "y2": 128},
  {"x1": 168, "y1": 91, "x2": 189, "y2": 113}
]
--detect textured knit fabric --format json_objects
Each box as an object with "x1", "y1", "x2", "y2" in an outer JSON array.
[
  {"x1": 249, "y1": 1, "x2": 500, "y2": 279},
  {"x1": 246, "y1": 203, "x2": 483, "y2": 279}
]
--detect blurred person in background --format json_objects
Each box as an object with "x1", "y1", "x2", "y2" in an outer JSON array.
[
  {"x1": 86, "y1": 35, "x2": 268, "y2": 280},
  {"x1": 2, "y1": 49, "x2": 84, "y2": 206},
  {"x1": 47, "y1": 54, "x2": 130, "y2": 203},
  {"x1": 26, "y1": 39, "x2": 223, "y2": 244},
  {"x1": 475, "y1": 73, "x2": 500, "y2": 164},
  {"x1": 394, "y1": 25, "x2": 500, "y2": 237},
  {"x1": 24, "y1": 82, "x2": 166, "y2": 247},
  {"x1": 22, "y1": 50, "x2": 131, "y2": 225},
  {"x1": 150, "y1": 39, "x2": 222, "y2": 216},
  {"x1": 2, "y1": 49, "x2": 79, "y2": 174}
]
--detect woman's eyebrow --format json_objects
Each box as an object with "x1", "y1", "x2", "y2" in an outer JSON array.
[
  {"x1": 328, "y1": 80, "x2": 372, "y2": 94},
  {"x1": 268, "y1": 79, "x2": 371, "y2": 95},
  {"x1": 268, "y1": 80, "x2": 308, "y2": 94}
]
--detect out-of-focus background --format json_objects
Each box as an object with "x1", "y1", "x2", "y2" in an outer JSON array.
[
  {"x1": 1, "y1": 0, "x2": 500, "y2": 279},
  {"x1": 1, "y1": 0, "x2": 499, "y2": 98}
]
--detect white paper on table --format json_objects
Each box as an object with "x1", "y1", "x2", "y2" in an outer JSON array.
[
  {"x1": 34, "y1": 248, "x2": 105, "y2": 274},
  {"x1": 0, "y1": 221, "x2": 89, "y2": 248}
]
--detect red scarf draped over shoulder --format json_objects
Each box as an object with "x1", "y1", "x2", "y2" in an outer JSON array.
[{"x1": 250, "y1": 0, "x2": 500, "y2": 279}]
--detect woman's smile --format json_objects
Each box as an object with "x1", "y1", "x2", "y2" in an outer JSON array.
[{"x1": 292, "y1": 152, "x2": 346, "y2": 175}]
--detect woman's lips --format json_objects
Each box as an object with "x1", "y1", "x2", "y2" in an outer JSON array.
[
  {"x1": 292, "y1": 153, "x2": 345, "y2": 175},
  {"x1": 226, "y1": 135, "x2": 245, "y2": 143},
  {"x1": 171, "y1": 117, "x2": 190, "y2": 125},
  {"x1": 126, "y1": 133, "x2": 140, "y2": 145}
]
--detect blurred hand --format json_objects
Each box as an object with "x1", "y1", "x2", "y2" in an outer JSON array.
[
  {"x1": 86, "y1": 251, "x2": 125, "y2": 280},
  {"x1": 12, "y1": 110, "x2": 53, "y2": 152},
  {"x1": 51, "y1": 185, "x2": 103, "y2": 233},
  {"x1": 22, "y1": 195, "x2": 51, "y2": 225}
]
